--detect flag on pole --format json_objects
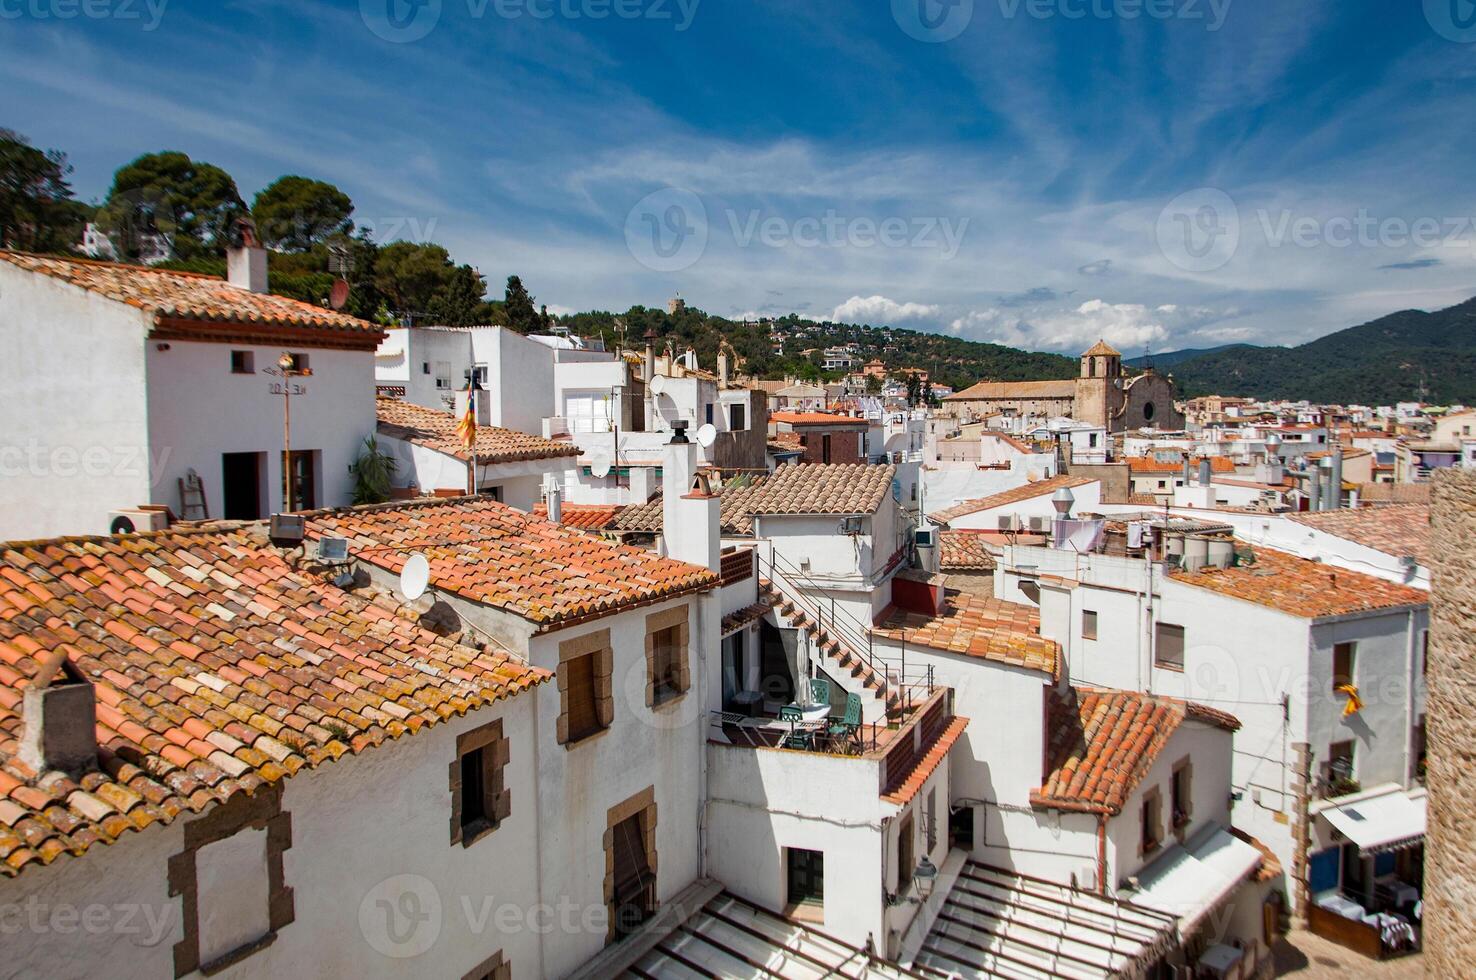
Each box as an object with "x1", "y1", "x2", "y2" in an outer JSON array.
[{"x1": 457, "y1": 381, "x2": 477, "y2": 450}]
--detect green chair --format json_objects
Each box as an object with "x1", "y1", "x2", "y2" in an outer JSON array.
[
  {"x1": 808, "y1": 677, "x2": 832, "y2": 710},
  {"x1": 829, "y1": 693, "x2": 862, "y2": 743}
]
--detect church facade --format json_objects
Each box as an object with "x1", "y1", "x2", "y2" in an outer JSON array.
[{"x1": 941, "y1": 340, "x2": 1184, "y2": 432}]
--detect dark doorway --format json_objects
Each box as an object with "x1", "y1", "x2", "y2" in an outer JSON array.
[
  {"x1": 609, "y1": 813, "x2": 654, "y2": 941},
  {"x1": 281, "y1": 450, "x2": 318, "y2": 511},
  {"x1": 221, "y1": 453, "x2": 263, "y2": 520},
  {"x1": 950, "y1": 804, "x2": 976, "y2": 850},
  {"x1": 759, "y1": 620, "x2": 796, "y2": 705}
]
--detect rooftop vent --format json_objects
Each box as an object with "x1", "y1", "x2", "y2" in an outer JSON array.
[{"x1": 20, "y1": 649, "x2": 96, "y2": 776}]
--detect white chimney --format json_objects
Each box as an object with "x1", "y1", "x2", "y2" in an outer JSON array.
[
  {"x1": 718, "y1": 348, "x2": 731, "y2": 387},
  {"x1": 226, "y1": 220, "x2": 268, "y2": 294},
  {"x1": 662, "y1": 422, "x2": 721, "y2": 572},
  {"x1": 546, "y1": 477, "x2": 563, "y2": 524},
  {"x1": 20, "y1": 649, "x2": 96, "y2": 775},
  {"x1": 629, "y1": 465, "x2": 658, "y2": 504}
]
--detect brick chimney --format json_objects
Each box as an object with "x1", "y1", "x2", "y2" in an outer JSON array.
[
  {"x1": 226, "y1": 217, "x2": 268, "y2": 293},
  {"x1": 662, "y1": 422, "x2": 721, "y2": 572},
  {"x1": 20, "y1": 649, "x2": 96, "y2": 775}
]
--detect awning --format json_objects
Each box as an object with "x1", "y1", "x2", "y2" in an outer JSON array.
[
  {"x1": 1320, "y1": 788, "x2": 1426, "y2": 856},
  {"x1": 1128, "y1": 825, "x2": 1263, "y2": 936}
]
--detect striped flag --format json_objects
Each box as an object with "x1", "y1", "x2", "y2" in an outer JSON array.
[{"x1": 457, "y1": 381, "x2": 476, "y2": 450}]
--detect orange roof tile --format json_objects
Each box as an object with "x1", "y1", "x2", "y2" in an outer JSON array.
[
  {"x1": 875, "y1": 591, "x2": 1058, "y2": 675},
  {"x1": 1083, "y1": 339, "x2": 1122, "y2": 357},
  {"x1": 1033, "y1": 687, "x2": 1239, "y2": 815},
  {"x1": 1169, "y1": 546, "x2": 1427, "y2": 619},
  {"x1": 769, "y1": 411, "x2": 866, "y2": 426},
  {"x1": 0, "y1": 528, "x2": 549, "y2": 878},
  {"x1": 0, "y1": 250, "x2": 384, "y2": 347},
  {"x1": 938, "y1": 531, "x2": 997, "y2": 572},
  {"x1": 613, "y1": 464, "x2": 897, "y2": 535},
  {"x1": 1287, "y1": 505, "x2": 1429, "y2": 566},
  {"x1": 529, "y1": 502, "x2": 623, "y2": 531},
  {"x1": 1128, "y1": 456, "x2": 1236, "y2": 474},
  {"x1": 929, "y1": 476, "x2": 1095, "y2": 526},
  {"x1": 376, "y1": 397, "x2": 578, "y2": 465},
  {"x1": 307, "y1": 498, "x2": 718, "y2": 629},
  {"x1": 882, "y1": 716, "x2": 969, "y2": 807},
  {"x1": 943, "y1": 379, "x2": 1077, "y2": 402}
]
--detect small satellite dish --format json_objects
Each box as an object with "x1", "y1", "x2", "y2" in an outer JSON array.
[
  {"x1": 649, "y1": 375, "x2": 667, "y2": 396},
  {"x1": 329, "y1": 278, "x2": 351, "y2": 311},
  {"x1": 589, "y1": 453, "x2": 613, "y2": 479},
  {"x1": 399, "y1": 553, "x2": 430, "y2": 602},
  {"x1": 696, "y1": 423, "x2": 718, "y2": 448}
]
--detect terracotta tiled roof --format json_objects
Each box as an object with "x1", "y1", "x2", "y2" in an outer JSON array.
[
  {"x1": 882, "y1": 716, "x2": 969, "y2": 806},
  {"x1": 0, "y1": 528, "x2": 549, "y2": 877},
  {"x1": 529, "y1": 502, "x2": 623, "y2": 531},
  {"x1": 307, "y1": 498, "x2": 718, "y2": 629},
  {"x1": 720, "y1": 603, "x2": 772, "y2": 637},
  {"x1": 1168, "y1": 546, "x2": 1427, "y2": 618},
  {"x1": 1032, "y1": 687, "x2": 1239, "y2": 815},
  {"x1": 1287, "y1": 505, "x2": 1429, "y2": 566},
  {"x1": 983, "y1": 432, "x2": 1040, "y2": 454},
  {"x1": 929, "y1": 476, "x2": 1095, "y2": 526},
  {"x1": 875, "y1": 591, "x2": 1057, "y2": 675},
  {"x1": 376, "y1": 397, "x2": 578, "y2": 465},
  {"x1": 1082, "y1": 339, "x2": 1122, "y2": 357},
  {"x1": 943, "y1": 379, "x2": 1077, "y2": 402},
  {"x1": 767, "y1": 433, "x2": 805, "y2": 454},
  {"x1": 769, "y1": 412, "x2": 865, "y2": 426},
  {"x1": 1128, "y1": 456, "x2": 1236, "y2": 474},
  {"x1": 938, "y1": 531, "x2": 997, "y2": 572},
  {"x1": 613, "y1": 464, "x2": 898, "y2": 536},
  {"x1": 0, "y1": 250, "x2": 383, "y2": 346}
]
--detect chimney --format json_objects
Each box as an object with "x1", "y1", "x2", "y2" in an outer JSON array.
[
  {"x1": 629, "y1": 465, "x2": 658, "y2": 504},
  {"x1": 545, "y1": 477, "x2": 563, "y2": 524},
  {"x1": 226, "y1": 218, "x2": 268, "y2": 294},
  {"x1": 20, "y1": 649, "x2": 96, "y2": 775},
  {"x1": 643, "y1": 329, "x2": 658, "y2": 384},
  {"x1": 1198, "y1": 459, "x2": 1211, "y2": 487},
  {"x1": 1330, "y1": 447, "x2": 1344, "y2": 511},
  {"x1": 1181, "y1": 457, "x2": 1192, "y2": 488},
  {"x1": 718, "y1": 348, "x2": 731, "y2": 387},
  {"x1": 1306, "y1": 465, "x2": 1321, "y2": 511},
  {"x1": 662, "y1": 423, "x2": 721, "y2": 572}
]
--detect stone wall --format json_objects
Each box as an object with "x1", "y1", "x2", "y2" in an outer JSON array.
[{"x1": 1424, "y1": 469, "x2": 1476, "y2": 971}]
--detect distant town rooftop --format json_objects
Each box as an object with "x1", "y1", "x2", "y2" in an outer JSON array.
[
  {"x1": 376, "y1": 396, "x2": 579, "y2": 465},
  {"x1": 1287, "y1": 504, "x2": 1430, "y2": 566},
  {"x1": 1168, "y1": 545, "x2": 1428, "y2": 618}
]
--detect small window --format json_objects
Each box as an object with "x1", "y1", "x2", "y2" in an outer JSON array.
[
  {"x1": 729, "y1": 404, "x2": 747, "y2": 431},
  {"x1": 1171, "y1": 760, "x2": 1192, "y2": 830},
  {"x1": 1155, "y1": 623, "x2": 1185, "y2": 671},
  {"x1": 1332, "y1": 642, "x2": 1356, "y2": 693},
  {"x1": 435, "y1": 360, "x2": 453, "y2": 390},
  {"x1": 786, "y1": 848, "x2": 824, "y2": 907},
  {"x1": 896, "y1": 812, "x2": 915, "y2": 891},
  {"x1": 1422, "y1": 631, "x2": 1430, "y2": 677},
  {"x1": 1082, "y1": 610, "x2": 1098, "y2": 641},
  {"x1": 452, "y1": 720, "x2": 509, "y2": 847},
  {"x1": 650, "y1": 626, "x2": 682, "y2": 705},
  {"x1": 230, "y1": 350, "x2": 254, "y2": 374},
  {"x1": 422, "y1": 361, "x2": 431, "y2": 374},
  {"x1": 1141, "y1": 787, "x2": 1163, "y2": 855},
  {"x1": 565, "y1": 652, "x2": 603, "y2": 744},
  {"x1": 284, "y1": 352, "x2": 309, "y2": 373},
  {"x1": 1326, "y1": 740, "x2": 1356, "y2": 793},
  {"x1": 705, "y1": 403, "x2": 714, "y2": 425}
]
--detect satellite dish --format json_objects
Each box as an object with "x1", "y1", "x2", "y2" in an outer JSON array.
[
  {"x1": 649, "y1": 375, "x2": 667, "y2": 396},
  {"x1": 329, "y1": 278, "x2": 351, "y2": 311},
  {"x1": 589, "y1": 453, "x2": 613, "y2": 479},
  {"x1": 399, "y1": 553, "x2": 430, "y2": 602},
  {"x1": 696, "y1": 423, "x2": 718, "y2": 448}
]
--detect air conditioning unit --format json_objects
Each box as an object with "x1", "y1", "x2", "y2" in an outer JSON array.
[
  {"x1": 1027, "y1": 515, "x2": 1048, "y2": 533},
  {"x1": 997, "y1": 515, "x2": 1017, "y2": 532},
  {"x1": 108, "y1": 508, "x2": 170, "y2": 535}
]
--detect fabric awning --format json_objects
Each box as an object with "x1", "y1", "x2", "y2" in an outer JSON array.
[
  {"x1": 1128, "y1": 825, "x2": 1263, "y2": 936},
  {"x1": 1321, "y1": 788, "x2": 1426, "y2": 856}
]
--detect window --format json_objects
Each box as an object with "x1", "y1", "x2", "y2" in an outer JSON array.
[
  {"x1": 280, "y1": 450, "x2": 318, "y2": 511},
  {"x1": 230, "y1": 350, "x2": 254, "y2": 374},
  {"x1": 422, "y1": 361, "x2": 431, "y2": 375},
  {"x1": 926, "y1": 788, "x2": 938, "y2": 852},
  {"x1": 705, "y1": 403, "x2": 714, "y2": 425},
  {"x1": 949, "y1": 805, "x2": 976, "y2": 850},
  {"x1": 1082, "y1": 609, "x2": 1098, "y2": 641},
  {"x1": 1171, "y1": 760, "x2": 1192, "y2": 830},
  {"x1": 645, "y1": 607, "x2": 690, "y2": 707},
  {"x1": 435, "y1": 360, "x2": 452, "y2": 389},
  {"x1": 896, "y1": 812, "x2": 915, "y2": 891},
  {"x1": 1422, "y1": 630, "x2": 1430, "y2": 677},
  {"x1": 729, "y1": 403, "x2": 747, "y2": 431},
  {"x1": 558, "y1": 631, "x2": 612, "y2": 747},
  {"x1": 1332, "y1": 642, "x2": 1356, "y2": 693},
  {"x1": 822, "y1": 433, "x2": 832, "y2": 464},
  {"x1": 786, "y1": 848, "x2": 824, "y2": 907},
  {"x1": 1326, "y1": 740, "x2": 1357, "y2": 794},
  {"x1": 283, "y1": 352, "x2": 309, "y2": 373},
  {"x1": 1155, "y1": 622, "x2": 1185, "y2": 671},
  {"x1": 1140, "y1": 786, "x2": 1163, "y2": 855},
  {"x1": 451, "y1": 719, "x2": 510, "y2": 847}
]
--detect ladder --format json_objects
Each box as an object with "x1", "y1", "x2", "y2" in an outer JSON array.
[{"x1": 178, "y1": 469, "x2": 209, "y2": 521}]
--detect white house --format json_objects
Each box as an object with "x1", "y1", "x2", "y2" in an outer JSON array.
[
  {"x1": 0, "y1": 247, "x2": 383, "y2": 539},
  {"x1": 929, "y1": 475, "x2": 1100, "y2": 535}
]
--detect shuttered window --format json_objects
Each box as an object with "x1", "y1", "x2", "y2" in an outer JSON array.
[
  {"x1": 566, "y1": 652, "x2": 601, "y2": 743},
  {"x1": 651, "y1": 626, "x2": 681, "y2": 704},
  {"x1": 896, "y1": 812, "x2": 914, "y2": 891},
  {"x1": 1155, "y1": 622, "x2": 1185, "y2": 671}
]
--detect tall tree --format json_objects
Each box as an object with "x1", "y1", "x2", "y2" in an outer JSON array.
[
  {"x1": 98, "y1": 151, "x2": 245, "y2": 261},
  {"x1": 0, "y1": 130, "x2": 89, "y2": 253},
  {"x1": 426, "y1": 264, "x2": 492, "y2": 327},
  {"x1": 502, "y1": 275, "x2": 540, "y2": 333},
  {"x1": 373, "y1": 241, "x2": 459, "y2": 320},
  {"x1": 251, "y1": 176, "x2": 354, "y2": 252}
]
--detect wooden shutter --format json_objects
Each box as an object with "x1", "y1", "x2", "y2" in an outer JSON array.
[{"x1": 567, "y1": 653, "x2": 600, "y2": 741}]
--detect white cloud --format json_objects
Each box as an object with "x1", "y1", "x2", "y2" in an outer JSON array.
[
  {"x1": 949, "y1": 300, "x2": 1170, "y2": 354},
  {"x1": 830, "y1": 295, "x2": 940, "y2": 325}
]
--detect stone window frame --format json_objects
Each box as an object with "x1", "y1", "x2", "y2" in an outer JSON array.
[
  {"x1": 1139, "y1": 785, "x2": 1164, "y2": 858},
  {"x1": 462, "y1": 949, "x2": 511, "y2": 980},
  {"x1": 1170, "y1": 757, "x2": 1194, "y2": 838},
  {"x1": 450, "y1": 718, "x2": 512, "y2": 848},
  {"x1": 167, "y1": 783, "x2": 294, "y2": 978},
  {"x1": 645, "y1": 605, "x2": 692, "y2": 709},
  {"x1": 557, "y1": 628, "x2": 614, "y2": 748},
  {"x1": 604, "y1": 786, "x2": 659, "y2": 945}
]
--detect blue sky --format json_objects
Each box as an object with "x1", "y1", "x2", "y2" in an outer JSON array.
[{"x1": 3, "y1": 0, "x2": 1476, "y2": 354}]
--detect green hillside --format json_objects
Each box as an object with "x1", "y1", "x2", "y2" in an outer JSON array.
[{"x1": 1169, "y1": 297, "x2": 1476, "y2": 404}]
